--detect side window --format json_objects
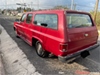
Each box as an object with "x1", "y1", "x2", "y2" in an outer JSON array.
[
  {"x1": 20, "y1": 14, "x2": 27, "y2": 22},
  {"x1": 26, "y1": 14, "x2": 33, "y2": 23},
  {"x1": 34, "y1": 14, "x2": 58, "y2": 29}
]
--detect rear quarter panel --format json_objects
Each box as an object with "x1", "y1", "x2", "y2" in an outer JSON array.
[{"x1": 66, "y1": 11, "x2": 98, "y2": 55}]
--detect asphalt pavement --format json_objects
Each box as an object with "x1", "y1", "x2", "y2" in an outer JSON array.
[{"x1": 0, "y1": 14, "x2": 100, "y2": 75}]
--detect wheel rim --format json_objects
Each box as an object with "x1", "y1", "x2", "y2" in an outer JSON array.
[
  {"x1": 37, "y1": 43, "x2": 45, "y2": 56},
  {"x1": 15, "y1": 30, "x2": 17, "y2": 35}
]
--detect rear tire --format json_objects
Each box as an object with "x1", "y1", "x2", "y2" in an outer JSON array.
[{"x1": 36, "y1": 41, "x2": 49, "y2": 58}]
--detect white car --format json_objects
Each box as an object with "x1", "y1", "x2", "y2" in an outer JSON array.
[{"x1": 17, "y1": 13, "x2": 23, "y2": 17}]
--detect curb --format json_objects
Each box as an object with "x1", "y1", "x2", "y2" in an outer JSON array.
[
  {"x1": 0, "y1": 54, "x2": 5, "y2": 75},
  {"x1": 0, "y1": 27, "x2": 2, "y2": 34},
  {"x1": 0, "y1": 25, "x2": 41, "y2": 75},
  {"x1": 0, "y1": 28, "x2": 5, "y2": 75}
]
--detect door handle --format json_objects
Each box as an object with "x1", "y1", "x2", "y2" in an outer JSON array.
[
  {"x1": 84, "y1": 34, "x2": 88, "y2": 37},
  {"x1": 17, "y1": 22, "x2": 23, "y2": 25}
]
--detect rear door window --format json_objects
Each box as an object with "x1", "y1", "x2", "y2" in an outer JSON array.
[
  {"x1": 34, "y1": 14, "x2": 58, "y2": 29},
  {"x1": 66, "y1": 13, "x2": 93, "y2": 28}
]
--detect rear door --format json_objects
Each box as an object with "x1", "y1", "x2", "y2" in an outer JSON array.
[
  {"x1": 33, "y1": 13, "x2": 59, "y2": 53},
  {"x1": 66, "y1": 12, "x2": 98, "y2": 54}
]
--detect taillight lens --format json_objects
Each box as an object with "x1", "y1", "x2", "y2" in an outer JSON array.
[{"x1": 60, "y1": 44, "x2": 68, "y2": 52}]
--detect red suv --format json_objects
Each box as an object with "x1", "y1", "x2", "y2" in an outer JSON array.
[{"x1": 14, "y1": 10, "x2": 99, "y2": 61}]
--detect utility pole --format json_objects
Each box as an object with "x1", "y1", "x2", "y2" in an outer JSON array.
[
  {"x1": 31, "y1": 2, "x2": 33, "y2": 11},
  {"x1": 73, "y1": 4, "x2": 76, "y2": 10},
  {"x1": 94, "y1": 0, "x2": 99, "y2": 22},
  {"x1": 71, "y1": 0, "x2": 74, "y2": 10},
  {"x1": 38, "y1": 0, "x2": 39, "y2": 10},
  {"x1": 5, "y1": 0, "x2": 7, "y2": 9}
]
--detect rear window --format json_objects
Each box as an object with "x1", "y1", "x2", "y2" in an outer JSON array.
[{"x1": 66, "y1": 13, "x2": 93, "y2": 28}]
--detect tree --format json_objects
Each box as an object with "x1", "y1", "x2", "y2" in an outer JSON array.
[
  {"x1": 17, "y1": 7, "x2": 22, "y2": 13},
  {"x1": 90, "y1": 11, "x2": 100, "y2": 28},
  {"x1": 53, "y1": 5, "x2": 69, "y2": 10},
  {"x1": 26, "y1": 8, "x2": 32, "y2": 11}
]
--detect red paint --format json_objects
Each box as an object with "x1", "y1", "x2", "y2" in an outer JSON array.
[
  {"x1": 75, "y1": 70, "x2": 90, "y2": 75},
  {"x1": 14, "y1": 10, "x2": 98, "y2": 57}
]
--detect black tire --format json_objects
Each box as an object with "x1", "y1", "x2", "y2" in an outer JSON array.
[
  {"x1": 14, "y1": 29, "x2": 20, "y2": 38},
  {"x1": 36, "y1": 41, "x2": 49, "y2": 58}
]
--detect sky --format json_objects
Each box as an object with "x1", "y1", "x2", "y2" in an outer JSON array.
[{"x1": 0, "y1": 0, "x2": 99, "y2": 12}]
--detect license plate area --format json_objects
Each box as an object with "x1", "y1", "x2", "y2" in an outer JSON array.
[{"x1": 81, "y1": 51, "x2": 90, "y2": 58}]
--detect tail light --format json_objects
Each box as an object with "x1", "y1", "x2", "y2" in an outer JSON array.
[{"x1": 60, "y1": 44, "x2": 68, "y2": 52}]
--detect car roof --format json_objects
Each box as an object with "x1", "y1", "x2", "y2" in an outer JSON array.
[{"x1": 24, "y1": 9, "x2": 90, "y2": 15}]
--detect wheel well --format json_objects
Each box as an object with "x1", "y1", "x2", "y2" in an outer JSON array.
[
  {"x1": 14, "y1": 27, "x2": 15, "y2": 30},
  {"x1": 32, "y1": 38, "x2": 38, "y2": 46}
]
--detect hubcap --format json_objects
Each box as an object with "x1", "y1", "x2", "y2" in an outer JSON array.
[{"x1": 37, "y1": 43, "x2": 44, "y2": 55}]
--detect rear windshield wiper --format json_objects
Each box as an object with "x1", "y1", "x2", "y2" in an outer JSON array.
[
  {"x1": 74, "y1": 25, "x2": 89, "y2": 28},
  {"x1": 75, "y1": 25, "x2": 83, "y2": 28}
]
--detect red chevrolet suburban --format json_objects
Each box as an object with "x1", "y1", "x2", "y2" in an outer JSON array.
[{"x1": 14, "y1": 10, "x2": 99, "y2": 61}]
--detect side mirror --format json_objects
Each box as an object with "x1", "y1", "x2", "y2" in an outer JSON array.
[
  {"x1": 41, "y1": 23, "x2": 48, "y2": 27},
  {"x1": 15, "y1": 19, "x2": 20, "y2": 22},
  {"x1": 33, "y1": 21, "x2": 37, "y2": 24}
]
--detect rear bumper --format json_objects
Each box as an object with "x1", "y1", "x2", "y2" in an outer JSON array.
[{"x1": 58, "y1": 43, "x2": 99, "y2": 62}]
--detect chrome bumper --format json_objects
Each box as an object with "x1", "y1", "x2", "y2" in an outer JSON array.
[{"x1": 58, "y1": 44, "x2": 99, "y2": 62}]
